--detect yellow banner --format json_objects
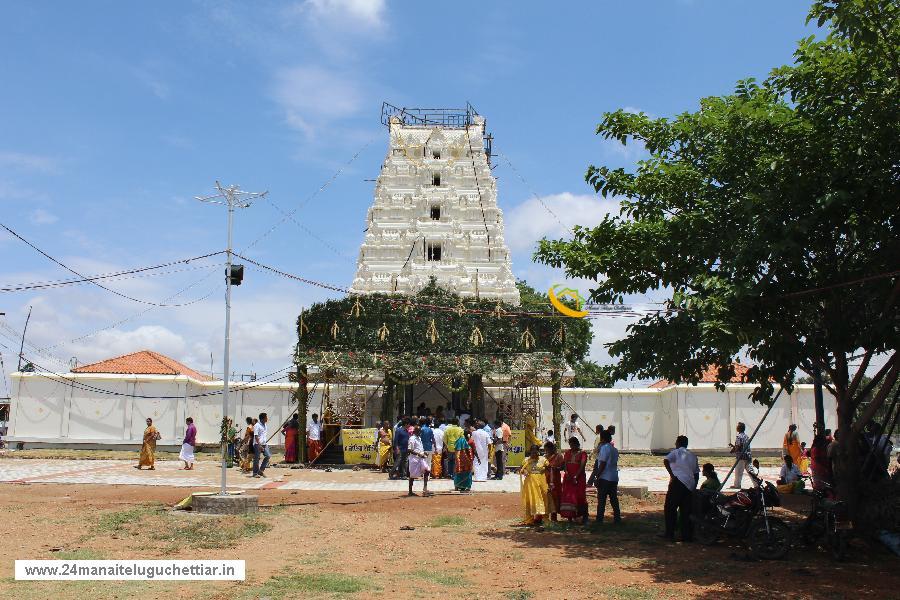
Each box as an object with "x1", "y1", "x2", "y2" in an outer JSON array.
[
  {"x1": 506, "y1": 430, "x2": 527, "y2": 467},
  {"x1": 342, "y1": 428, "x2": 378, "y2": 465}
]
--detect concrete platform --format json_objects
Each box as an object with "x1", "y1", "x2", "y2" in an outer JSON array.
[{"x1": 192, "y1": 493, "x2": 258, "y2": 514}]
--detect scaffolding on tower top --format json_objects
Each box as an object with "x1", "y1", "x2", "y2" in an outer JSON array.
[{"x1": 380, "y1": 101, "x2": 481, "y2": 129}]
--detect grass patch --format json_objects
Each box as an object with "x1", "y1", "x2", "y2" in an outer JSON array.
[
  {"x1": 601, "y1": 586, "x2": 660, "y2": 600},
  {"x1": 427, "y1": 515, "x2": 466, "y2": 528},
  {"x1": 0, "y1": 579, "x2": 189, "y2": 600},
  {"x1": 506, "y1": 591, "x2": 534, "y2": 600},
  {"x1": 51, "y1": 549, "x2": 104, "y2": 560},
  {"x1": 97, "y1": 504, "x2": 164, "y2": 533},
  {"x1": 152, "y1": 514, "x2": 271, "y2": 549},
  {"x1": 247, "y1": 573, "x2": 375, "y2": 598},
  {"x1": 409, "y1": 568, "x2": 468, "y2": 587}
]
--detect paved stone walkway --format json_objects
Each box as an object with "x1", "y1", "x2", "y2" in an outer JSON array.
[{"x1": 0, "y1": 458, "x2": 781, "y2": 493}]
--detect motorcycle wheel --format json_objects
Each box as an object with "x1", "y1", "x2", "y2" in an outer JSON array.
[
  {"x1": 747, "y1": 517, "x2": 791, "y2": 560},
  {"x1": 692, "y1": 515, "x2": 719, "y2": 546}
]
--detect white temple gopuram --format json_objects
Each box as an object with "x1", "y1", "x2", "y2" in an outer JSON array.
[{"x1": 349, "y1": 103, "x2": 520, "y2": 305}]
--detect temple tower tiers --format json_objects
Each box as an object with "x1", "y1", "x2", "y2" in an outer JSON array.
[{"x1": 350, "y1": 105, "x2": 520, "y2": 305}]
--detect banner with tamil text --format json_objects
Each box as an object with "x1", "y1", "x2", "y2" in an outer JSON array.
[
  {"x1": 506, "y1": 430, "x2": 526, "y2": 468},
  {"x1": 341, "y1": 428, "x2": 378, "y2": 465}
]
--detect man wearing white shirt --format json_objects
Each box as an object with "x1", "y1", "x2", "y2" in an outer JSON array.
[
  {"x1": 471, "y1": 420, "x2": 491, "y2": 482},
  {"x1": 458, "y1": 409, "x2": 471, "y2": 428},
  {"x1": 252, "y1": 412, "x2": 270, "y2": 478},
  {"x1": 306, "y1": 413, "x2": 323, "y2": 463},
  {"x1": 493, "y1": 419, "x2": 509, "y2": 480},
  {"x1": 563, "y1": 413, "x2": 585, "y2": 444},
  {"x1": 662, "y1": 435, "x2": 699, "y2": 542},
  {"x1": 778, "y1": 455, "x2": 802, "y2": 485}
]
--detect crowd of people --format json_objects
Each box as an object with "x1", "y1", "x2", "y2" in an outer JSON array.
[
  {"x1": 135, "y1": 413, "x2": 278, "y2": 478},
  {"x1": 376, "y1": 406, "x2": 513, "y2": 496},
  {"x1": 133, "y1": 407, "x2": 896, "y2": 527}
]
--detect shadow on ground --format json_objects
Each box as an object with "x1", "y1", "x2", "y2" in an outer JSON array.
[{"x1": 480, "y1": 507, "x2": 900, "y2": 599}]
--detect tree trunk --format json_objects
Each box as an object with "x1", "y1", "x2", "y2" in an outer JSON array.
[
  {"x1": 380, "y1": 373, "x2": 394, "y2": 424},
  {"x1": 296, "y1": 364, "x2": 308, "y2": 463},
  {"x1": 552, "y1": 371, "x2": 562, "y2": 444},
  {"x1": 833, "y1": 387, "x2": 862, "y2": 524},
  {"x1": 469, "y1": 374, "x2": 484, "y2": 419}
]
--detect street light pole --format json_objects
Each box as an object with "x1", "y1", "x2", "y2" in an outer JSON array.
[{"x1": 196, "y1": 182, "x2": 267, "y2": 495}]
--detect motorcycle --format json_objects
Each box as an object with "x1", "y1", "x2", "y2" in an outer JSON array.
[
  {"x1": 796, "y1": 478, "x2": 851, "y2": 560},
  {"x1": 692, "y1": 467, "x2": 792, "y2": 559}
]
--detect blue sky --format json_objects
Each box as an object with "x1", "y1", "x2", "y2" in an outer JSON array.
[{"x1": 0, "y1": 0, "x2": 816, "y2": 391}]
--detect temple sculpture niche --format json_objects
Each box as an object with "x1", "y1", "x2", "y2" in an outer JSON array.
[{"x1": 349, "y1": 103, "x2": 520, "y2": 305}]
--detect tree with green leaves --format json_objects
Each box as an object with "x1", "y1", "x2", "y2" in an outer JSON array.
[{"x1": 536, "y1": 0, "x2": 899, "y2": 519}]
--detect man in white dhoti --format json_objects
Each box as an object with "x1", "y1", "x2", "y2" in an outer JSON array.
[
  {"x1": 471, "y1": 420, "x2": 491, "y2": 482},
  {"x1": 407, "y1": 424, "x2": 430, "y2": 496},
  {"x1": 179, "y1": 417, "x2": 196, "y2": 470}
]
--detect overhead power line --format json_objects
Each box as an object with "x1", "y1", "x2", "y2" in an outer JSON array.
[
  {"x1": 241, "y1": 138, "x2": 374, "y2": 253},
  {"x1": 0, "y1": 338, "x2": 295, "y2": 399},
  {"x1": 0, "y1": 253, "x2": 225, "y2": 293},
  {"x1": 235, "y1": 252, "x2": 656, "y2": 319},
  {"x1": 0, "y1": 222, "x2": 222, "y2": 307}
]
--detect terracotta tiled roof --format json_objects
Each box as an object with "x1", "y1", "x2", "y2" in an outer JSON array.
[
  {"x1": 649, "y1": 362, "x2": 752, "y2": 389},
  {"x1": 72, "y1": 350, "x2": 211, "y2": 381}
]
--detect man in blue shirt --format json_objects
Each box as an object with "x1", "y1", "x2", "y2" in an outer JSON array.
[
  {"x1": 594, "y1": 429, "x2": 621, "y2": 523},
  {"x1": 420, "y1": 417, "x2": 435, "y2": 468},
  {"x1": 391, "y1": 418, "x2": 410, "y2": 479}
]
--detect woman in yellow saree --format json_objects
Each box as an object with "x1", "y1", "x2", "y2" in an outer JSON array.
[
  {"x1": 519, "y1": 444, "x2": 549, "y2": 526},
  {"x1": 783, "y1": 424, "x2": 802, "y2": 465},
  {"x1": 377, "y1": 421, "x2": 393, "y2": 472},
  {"x1": 136, "y1": 418, "x2": 160, "y2": 470}
]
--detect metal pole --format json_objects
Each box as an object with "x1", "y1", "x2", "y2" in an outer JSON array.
[
  {"x1": 196, "y1": 181, "x2": 266, "y2": 495},
  {"x1": 17, "y1": 306, "x2": 32, "y2": 372},
  {"x1": 220, "y1": 195, "x2": 234, "y2": 495}
]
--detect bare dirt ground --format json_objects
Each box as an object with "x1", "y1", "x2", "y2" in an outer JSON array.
[{"x1": 0, "y1": 479, "x2": 896, "y2": 600}]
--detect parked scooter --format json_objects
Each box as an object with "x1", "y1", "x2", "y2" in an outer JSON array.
[{"x1": 693, "y1": 466, "x2": 792, "y2": 559}]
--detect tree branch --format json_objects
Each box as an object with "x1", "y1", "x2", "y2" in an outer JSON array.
[
  {"x1": 854, "y1": 352, "x2": 898, "y2": 407},
  {"x1": 847, "y1": 348, "x2": 874, "y2": 399},
  {"x1": 852, "y1": 357, "x2": 900, "y2": 434}
]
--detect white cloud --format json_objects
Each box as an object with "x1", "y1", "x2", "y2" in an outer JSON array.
[
  {"x1": 132, "y1": 62, "x2": 170, "y2": 100},
  {"x1": 70, "y1": 325, "x2": 188, "y2": 366},
  {"x1": 0, "y1": 151, "x2": 58, "y2": 173},
  {"x1": 291, "y1": 0, "x2": 386, "y2": 30},
  {"x1": 272, "y1": 66, "x2": 362, "y2": 138},
  {"x1": 503, "y1": 192, "x2": 619, "y2": 253},
  {"x1": 29, "y1": 208, "x2": 59, "y2": 225}
]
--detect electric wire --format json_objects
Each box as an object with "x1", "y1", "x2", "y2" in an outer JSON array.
[
  {"x1": 36, "y1": 274, "x2": 221, "y2": 353},
  {"x1": 234, "y1": 252, "x2": 658, "y2": 319},
  {"x1": 496, "y1": 151, "x2": 573, "y2": 236},
  {"x1": 0, "y1": 222, "x2": 223, "y2": 307},
  {"x1": 0, "y1": 339, "x2": 296, "y2": 399},
  {"x1": 240, "y1": 139, "x2": 374, "y2": 254},
  {"x1": 1, "y1": 260, "x2": 224, "y2": 293},
  {"x1": 463, "y1": 125, "x2": 491, "y2": 238}
]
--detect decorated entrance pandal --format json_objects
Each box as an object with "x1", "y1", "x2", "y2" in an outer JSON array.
[
  {"x1": 497, "y1": 383, "x2": 542, "y2": 430},
  {"x1": 319, "y1": 381, "x2": 368, "y2": 426},
  {"x1": 294, "y1": 279, "x2": 572, "y2": 427}
]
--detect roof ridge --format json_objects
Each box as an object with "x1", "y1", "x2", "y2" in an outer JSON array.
[{"x1": 144, "y1": 350, "x2": 180, "y2": 375}]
